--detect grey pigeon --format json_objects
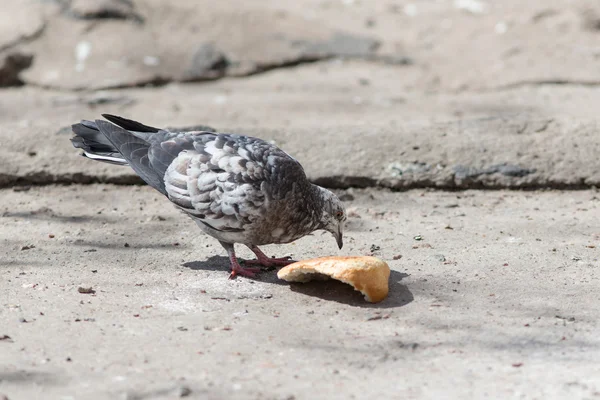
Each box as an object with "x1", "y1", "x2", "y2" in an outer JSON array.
[{"x1": 71, "y1": 114, "x2": 346, "y2": 278}]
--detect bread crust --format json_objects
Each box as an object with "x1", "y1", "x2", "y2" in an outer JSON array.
[{"x1": 277, "y1": 256, "x2": 390, "y2": 303}]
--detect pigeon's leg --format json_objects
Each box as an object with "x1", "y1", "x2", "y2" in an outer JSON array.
[
  {"x1": 219, "y1": 241, "x2": 261, "y2": 279},
  {"x1": 244, "y1": 245, "x2": 296, "y2": 267}
]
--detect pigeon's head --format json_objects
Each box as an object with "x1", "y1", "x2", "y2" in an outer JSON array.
[{"x1": 318, "y1": 187, "x2": 347, "y2": 249}]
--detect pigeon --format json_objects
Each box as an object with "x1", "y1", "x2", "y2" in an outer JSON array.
[{"x1": 70, "y1": 114, "x2": 347, "y2": 278}]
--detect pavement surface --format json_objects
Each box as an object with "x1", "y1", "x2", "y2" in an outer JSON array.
[
  {"x1": 1, "y1": 1, "x2": 600, "y2": 399},
  {"x1": 2, "y1": 187, "x2": 600, "y2": 400}
]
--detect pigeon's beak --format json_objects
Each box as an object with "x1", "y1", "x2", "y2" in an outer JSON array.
[{"x1": 334, "y1": 227, "x2": 343, "y2": 249}]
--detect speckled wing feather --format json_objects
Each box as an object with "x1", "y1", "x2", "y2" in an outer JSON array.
[{"x1": 158, "y1": 132, "x2": 306, "y2": 233}]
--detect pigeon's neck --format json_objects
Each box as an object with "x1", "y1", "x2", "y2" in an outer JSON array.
[{"x1": 308, "y1": 184, "x2": 329, "y2": 229}]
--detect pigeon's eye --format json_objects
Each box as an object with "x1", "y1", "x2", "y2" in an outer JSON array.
[{"x1": 335, "y1": 211, "x2": 344, "y2": 219}]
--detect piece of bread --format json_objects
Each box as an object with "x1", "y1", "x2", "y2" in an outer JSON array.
[{"x1": 277, "y1": 256, "x2": 390, "y2": 303}]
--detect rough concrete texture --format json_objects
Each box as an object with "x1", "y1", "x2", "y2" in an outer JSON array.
[
  {"x1": 0, "y1": 0, "x2": 45, "y2": 53},
  {"x1": 17, "y1": 0, "x2": 380, "y2": 89},
  {"x1": 2, "y1": 0, "x2": 600, "y2": 399},
  {"x1": 2, "y1": 186, "x2": 600, "y2": 400},
  {"x1": 3, "y1": 0, "x2": 600, "y2": 90},
  {"x1": 2, "y1": 73, "x2": 600, "y2": 189}
]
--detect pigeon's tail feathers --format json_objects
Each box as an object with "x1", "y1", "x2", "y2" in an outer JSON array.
[
  {"x1": 94, "y1": 119, "x2": 167, "y2": 195},
  {"x1": 101, "y1": 114, "x2": 161, "y2": 133},
  {"x1": 71, "y1": 120, "x2": 128, "y2": 166}
]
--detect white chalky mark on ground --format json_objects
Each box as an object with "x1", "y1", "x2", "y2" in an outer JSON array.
[
  {"x1": 75, "y1": 41, "x2": 91, "y2": 72},
  {"x1": 454, "y1": 0, "x2": 488, "y2": 14}
]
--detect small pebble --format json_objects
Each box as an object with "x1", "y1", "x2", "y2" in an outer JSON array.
[
  {"x1": 77, "y1": 286, "x2": 96, "y2": 294},
  {"x1": 177, "y1": 386, "x2": 192, "y2": 397}
]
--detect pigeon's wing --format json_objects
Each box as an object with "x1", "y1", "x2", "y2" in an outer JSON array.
[
  {"x1": 159, "y1": 132, "x2": 304, "y2": 233},
  {"x1": 94, "y1": 120, "x2": 170, "y2": 192},
  {"x1": 95, "y1": 115, "x2": 307, "y2": 234}
]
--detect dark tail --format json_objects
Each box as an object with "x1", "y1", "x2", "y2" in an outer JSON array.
[
  {"x1": 71, "y1": 115, "x2": 169, "y2": 194},
  {"x1": 71, "y1": 115, "x2": 161, "y2": 165},
  {"x1": 71, "y1": 120, "x2": 128, "y2": 165}
]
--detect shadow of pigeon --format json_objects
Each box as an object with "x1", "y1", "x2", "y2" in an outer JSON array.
[
  {"x1": 182, "y1": 255, "x2": 231, "y2": 273},
  {"x1": 182, "y1": 255, "x2": 288, "y2": 284},
  {"x1": 286, "y1": 270, "x2": 413, "y2": 308}
]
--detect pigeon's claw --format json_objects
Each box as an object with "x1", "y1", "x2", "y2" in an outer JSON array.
[
  {"x1": 223, "y1": 242, "x2": 261, "y2": 279},
  {"x1": 246, "y1": 245, "x2": 296, "y2": 268},
  {"x1": 229, "y1": 263, "x2": 261, "y2": 279}
]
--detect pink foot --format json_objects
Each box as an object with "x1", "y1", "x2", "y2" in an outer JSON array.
[
  {"x1": 245, "y1": 245, "x2": 296, "y2": 268},
  {"x1": 223, "y1": 244, "x2": 261, "y2": 279},
  {"x1": 229, "y1": 263, "x2": 261, "y2": 279}
]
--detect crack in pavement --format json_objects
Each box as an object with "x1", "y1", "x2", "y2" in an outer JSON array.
[
  {"x1": 0, "y1": 173, "x2": 594, "y2": 192},
  {"x1": 486, "y1": 80, "x2": 600, "y2": 92},
  {"x1": 0, "y1": 20, "x2": 47, "y2": 53},
  {"x1": 14, "y1": 53, "x2": 412, "y2": 91}
]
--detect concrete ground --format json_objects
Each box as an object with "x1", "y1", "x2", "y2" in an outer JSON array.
[
  {"x1": 1, "y1": 187, "x2": 599, "y2": 399},
  {"x1": 2, "y1": 1, "x2": 600, "y2": 399}
]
